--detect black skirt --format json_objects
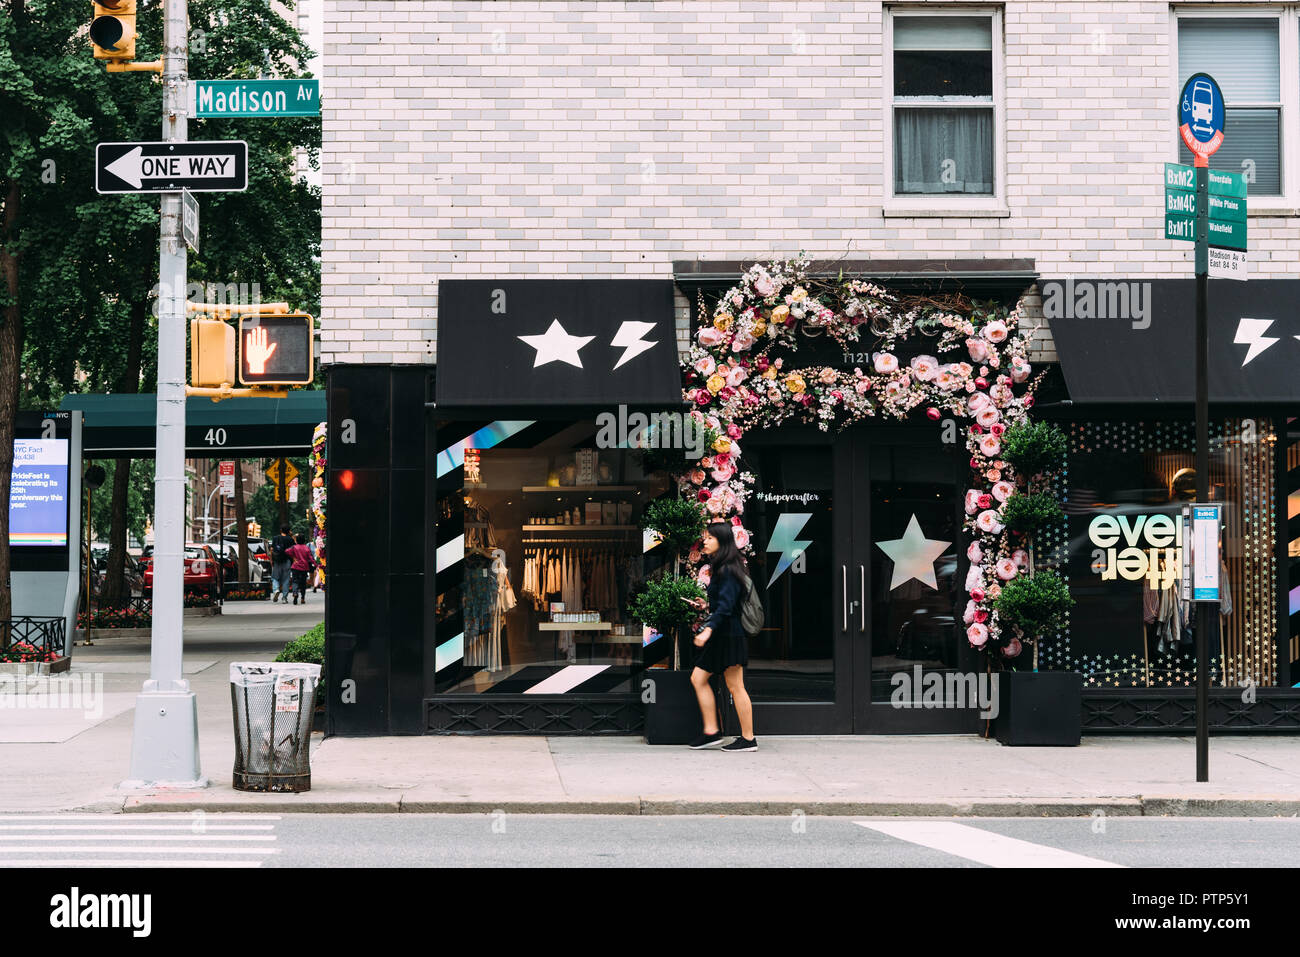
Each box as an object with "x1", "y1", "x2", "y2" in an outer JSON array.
[{"x1": 692, "y1": 624, "x2": 748, "y2": 674}]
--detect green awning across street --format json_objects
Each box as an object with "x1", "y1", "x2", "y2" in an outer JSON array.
[{"x1": 60, "y1": 391, "x2": 325, "y2": 458}]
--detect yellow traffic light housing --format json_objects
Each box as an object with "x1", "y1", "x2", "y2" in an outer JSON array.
[
  {"x1": 90, "y1": 0, "x2": 137, "y2": 60},
  {"x1": 190, "y1": 319, "x2": 236, "y2": 389}
]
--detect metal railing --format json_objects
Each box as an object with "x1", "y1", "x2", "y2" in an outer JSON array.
[{"x1": 0, "y1": 617, "x2": 67, "y2": 657}]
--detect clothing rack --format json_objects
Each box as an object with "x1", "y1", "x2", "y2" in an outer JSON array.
[{"x1": 521, "y1": 537, "x2": 639, "y2": 545}]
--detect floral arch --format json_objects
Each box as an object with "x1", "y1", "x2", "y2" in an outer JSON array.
[{"x1": 676, "y1": 258, "x2": 1045, "y2": 656}]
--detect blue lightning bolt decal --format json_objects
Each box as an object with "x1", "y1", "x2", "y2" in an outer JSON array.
[{"x1": 766, "y1": 513, "x2": 814, "y2": 587}]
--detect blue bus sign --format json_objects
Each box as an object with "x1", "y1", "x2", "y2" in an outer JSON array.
[{"x1": 1179, "y1": 73, "x2": 1225, "y2": 166}]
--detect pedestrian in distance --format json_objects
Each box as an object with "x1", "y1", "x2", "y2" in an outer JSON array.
[
  {"x1": 287, "y1": 533, "x2": 314, "y2": 605},
  {"x1": 688, "y1": 521, "x2": 757, "y2": 752},
  {"x1": 269, "y1": 524, "x2": 294, "y2": 603}
]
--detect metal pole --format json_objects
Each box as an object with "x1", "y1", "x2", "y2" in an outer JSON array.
[
  {"x1": 1194, "y1": 162, "x2": 1209, "y2": 783},
  {"x1": 126, "y1": 0, "x2": 205, "y2": 788}
]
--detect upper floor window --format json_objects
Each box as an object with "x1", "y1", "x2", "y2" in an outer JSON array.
[
  {"x1": 1177, "y1": 16, "x2": 1282, "y2": 196},
  {"x1": 889, "y1": 13, "x2": 998, "y2": 198}
]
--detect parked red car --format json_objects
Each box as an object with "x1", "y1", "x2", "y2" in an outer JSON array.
[{"x1": 141, "y1": 544, "x2": 223, "y2": 600}]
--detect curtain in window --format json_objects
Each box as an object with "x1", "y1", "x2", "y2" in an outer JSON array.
[{"x1": 894, "y1": 109, "x2": 993, "y2": 195}]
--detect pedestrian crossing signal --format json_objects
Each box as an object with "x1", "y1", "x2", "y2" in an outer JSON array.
[
  {"x1": 238, "y1": 313, "x2": 315, "y2": 386},
  {"x1": 90, "y1": 0, "x2": 137, "y2": 60}
]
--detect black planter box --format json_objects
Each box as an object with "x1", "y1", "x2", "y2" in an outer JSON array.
[
  {"x1": 994, "y1": 670, "x2": 1082, "y2": 746},
  {"x1": 643, "y1": 669, "x2": 704, "y2": 745}
]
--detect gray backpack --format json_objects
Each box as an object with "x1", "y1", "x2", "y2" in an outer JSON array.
[{"x1": 738, "y1": 574, "x2": 764, "y2": 637}]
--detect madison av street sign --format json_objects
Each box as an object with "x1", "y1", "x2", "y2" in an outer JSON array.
[
  {"x1": 190, "y1": 79, "x2": 321, "y2": 118},
  {"x1": 95, "y1": 140, "x2": 249, "y2": 193}
]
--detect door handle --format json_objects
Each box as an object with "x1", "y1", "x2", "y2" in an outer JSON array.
[
  {"x1": 860, "y1": 564, "x2": 866, "y2": 630},
  {"x1": 841, "y1": 564, "x2": 848, "y2": 632}
]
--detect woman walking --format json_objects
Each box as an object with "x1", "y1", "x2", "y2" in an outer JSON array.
[{"x1": 688, "y1": 521, "x2": 757, "y2": 752}]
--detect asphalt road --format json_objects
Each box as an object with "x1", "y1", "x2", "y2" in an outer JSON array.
[{"x1": 1, "y1": 813, "x2": 1296, "y2": 868}]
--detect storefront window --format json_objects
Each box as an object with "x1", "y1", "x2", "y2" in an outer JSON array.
[
  {"x1": 434, "y1": 422, "x2": 669, "y2": 694},
  {"x1": 1041, "y1": 419, "x2": 1278, "y2": 688}
]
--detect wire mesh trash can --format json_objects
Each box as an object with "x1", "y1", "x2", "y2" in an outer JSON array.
[{"x1": 230, "y1": 662, "x2": 321, "y2": 792}]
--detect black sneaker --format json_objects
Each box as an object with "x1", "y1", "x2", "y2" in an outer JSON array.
[
  {"x1": 721, "y1": 736, "x2": 758, "y2": 752},
  {"x1": 688, "y1": 732, "x2": 725, "y2": 750}
]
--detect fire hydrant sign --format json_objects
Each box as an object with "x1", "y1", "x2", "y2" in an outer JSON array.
[{"x1": 96, "y1": 140, "x2": 249, "y2": 193}]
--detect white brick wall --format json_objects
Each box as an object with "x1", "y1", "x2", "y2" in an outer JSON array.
[{"x1": 321, "y1": 0, "x2": 1300, "y2": 366}]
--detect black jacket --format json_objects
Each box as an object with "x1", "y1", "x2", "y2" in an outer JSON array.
[{"x1": 705, "y1": 566, "x2": 745, "y2": 637}]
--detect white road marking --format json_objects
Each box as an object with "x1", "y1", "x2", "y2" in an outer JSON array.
[
  {"x1": 855, "y1": 821, "x2": 1124, "y2": 868},
  {"x1": 0, "y1": 846, "x2": 277, "y2": 854},
  {"x1": 0, "y1": 816, "x2": 282, "y2": 868},
  {"x1": 3, "y1": 860, "x2": 269, "y2": 868}
]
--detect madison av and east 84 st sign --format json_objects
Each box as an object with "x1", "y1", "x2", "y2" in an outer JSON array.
[{"x1": 190, "y1": 79, "x2": 320, "y2": 118}]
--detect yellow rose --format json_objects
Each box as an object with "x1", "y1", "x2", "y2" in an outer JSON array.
[
  {"x1": 753, "y1": 320, "x2": 767, "y2": 337},
  {"x1": 712, "y1": 437, "x2": 732, "y2": 454},
  {"x1": 771, "y1": 304, "x2": 789, "y2": 324},
  {"x1": 762, "y1": 367, "x2": 777, "y2": 380},
  {"x1": 713, "y1": 313, "x2": 733, "y2": 331},
  {"x1": 707, "y1": 373, "x2": 726, "y2": 394},
  {"x1": 790, "y1": 287, "x2": 808, "y2": 303},
  {"x1": 785, "y1": 374, "x2": 806, "y2": 394}
]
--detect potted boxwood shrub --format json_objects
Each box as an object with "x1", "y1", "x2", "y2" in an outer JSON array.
[
  {"x1": 631, "y1": 495, "x2": 707, "y2": 744},
  {"x1": 276, "y1": 622, "x2": 326, "y2": 732},
  {"x1": 991, "y1": 571, "x2": 1079, "y2": 746}
]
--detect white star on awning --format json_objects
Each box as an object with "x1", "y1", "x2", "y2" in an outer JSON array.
[{"x1": 518, "y1": 318, "x2": 596, "y2": 369}]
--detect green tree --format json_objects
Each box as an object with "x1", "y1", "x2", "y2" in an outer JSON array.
[
  {"x1": 248, "y1": 457, "x2": 311, "y2": 539},
  {"x1": 1, "y1": 0, "x2": 320, "y2": 616}
]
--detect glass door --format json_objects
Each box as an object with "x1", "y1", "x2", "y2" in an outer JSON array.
[
  {"x1": 853, "y1": 428, "x2": 984, "y2": 733},
  {"x1": 741, "y1": 429, "x2": 855, "y2": 733}
]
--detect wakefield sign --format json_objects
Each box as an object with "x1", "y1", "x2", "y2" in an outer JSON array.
[{"x1": 190, "y1": 79, "x2": 320, "y2": 118}]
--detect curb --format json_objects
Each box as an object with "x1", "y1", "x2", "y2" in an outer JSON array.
[{"x1": 101, "y1": 795, "x2": 1300, "y2": 817}]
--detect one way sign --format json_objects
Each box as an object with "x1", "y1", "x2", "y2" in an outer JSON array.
[{"x1": 95, "y1": 140, "x2": 248, "y2": 194}]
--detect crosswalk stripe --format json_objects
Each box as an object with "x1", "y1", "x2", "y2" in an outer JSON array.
[
  {"x1": 0, "y1": 814, "x2": 283, "y2": 820},
  {"x1": 0, "y1": 834, "x2": 275, "y2": 842},
  {"x1": 3, "y1": 860, "x2": 269, "y2": 868},
  {"x1": 0, "y1": 847, "x2": 278, "y2": 854},
  {"x1": 0, "y1": 824, "x2": 275, "y2": 831},
  {"x1": 854, "y1": 821, "x2": 1125, "y2": 868}
]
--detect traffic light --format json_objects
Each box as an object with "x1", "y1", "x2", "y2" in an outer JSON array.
[
  {"x1": 238, "y1": 313, "x2": 314, "y2": 386},
  {"x1": 90, "y1": 0, "x2": 136, "y2": 60},
  {"x1": 190, "y1": 319, "x2": 235, "y2": 388}
]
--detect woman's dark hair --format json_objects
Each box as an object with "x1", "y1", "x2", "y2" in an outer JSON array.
[
  {"x1": 295, "y1": 533, "x2": 306, "y2": 545},
  {"x1": 705, "y1": 522, "x2": 747, "y2": 582}
]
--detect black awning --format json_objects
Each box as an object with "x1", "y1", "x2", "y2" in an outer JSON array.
[
  {"x1": 434, "y1": 280, "x2": 684, "y2": 409},
  {"x1": 1043, "y1": 278, "x2": 1300, "y2": 404}
]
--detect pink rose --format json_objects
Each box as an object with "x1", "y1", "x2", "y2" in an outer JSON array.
[
  {"x1": 964, "y1": 490, "x2": 983, "y2": 516},
  {"x1": 967, "y1": 392, "x2": 991, "y2": 413},
  {"x1": 1011, "y1": 549, "x2": 1030, "y2": 569},
  {"x1": 979, "y1": 435, "x2": 1002, "y2": 457},
  {"x1": 986, "y1": 582, "x2": 1002, "y2": 600},
  {"x1": 970, "y1": 586, "x2": 986, "y2": 603},
  {"x1": 819, "y1": 367, "x2": 837, "y2": 385},
  {"x1": 963, "y1": 600, "x2": 977, "y2": 625},
  {"x1": 754, "y1": 276, "x2": 775, "y2": 297},
  {"x1": 698, "y1": 327, "x2": 724, "y2": 347},
  {"x1": 977, "y1": 408, "x2": 1000, "y2": 429},
  {"x1": 977, "y1": 493, "x2": 992, "y2": 509},
  {"x1": 873, "y1": 352, "x2": 899, "y2": 374},
  {"x1": 991, "y1": 480, "x2": 1014, "y2": 503},
  {"x1": 726, "y1": 366, "x2": 748, "y2": 387},
  {"x1": 1001, "y1": 637, "x2": 1022, "y2": 659},
  {"x1": 965, "y1": 566, "x2": 985, "y2": 592},
  {"x1": 985, "y1": 469, "x2": 1002, "y2": 483},
  {"x1": 967, "y1": 338, "x2": 990, "y2": 362},
  {"x1": 694, "y1": 355, "x2": 717, "y2": 376},
  {"x1": 696, "y1": 488, "x2": 710, "y2": 502},
  {"x1": 967, "y1": 541, "x2": 983, "y2": 563},
  {"x1": 926, "y1": 407, "x2": 941, "y2": 421},
  {"x1": 731, "y1": 332, "x2": 755, "y2": 352},
  {"x1": 995, "y1": 558, "x2": 1018, "y2": 581},
  {"x1": 966, "y1": 623, "x2": 989, "y2": 647},
  {"x1": 909, "y1": 355, "x2": 939, "y2": 382},
  {"x1": 711, "y1": 465, "x2": 735, "y2": 483},
  {"x1": 697, "y1": 566, "x2": 712, "y2": 587},
  {"x1": 990, "y1": 423, "x2": 1005, "y2": 436},
  {"x1": 689, "y1": 469, "x2": 706, "y2": 485},
  {"x1": 695, "y1": 390, "x2": 712, "y2": 406},
  {"x1": 982, "y1": 320, "x2": 1008, "y2": 343},
  {"x1": 727, "y1": 423, "x2": 743, "y2": 440},
  {"x1": 976, "y1": 509, "x2": 1004, "y2": 534},
  {"x1": 733, "y1": 526, "x2": 750, "y2": 549},
  {"x1": 973, "y1": 608, "x2": 989, "y2": 624}
]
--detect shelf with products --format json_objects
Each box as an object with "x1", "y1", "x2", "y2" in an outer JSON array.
[
  {"x1": 521, "y1": 525, "x2": 640, "y2": 532},
  {"x1": 521, "y1": 486, "x2": 642, "y2": 494}
]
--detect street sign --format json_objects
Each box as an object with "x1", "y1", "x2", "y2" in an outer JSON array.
[
  {"x1": 288, "y1": 477, "x2": 299, "y2": 503},
  {"x1": 190, "y1": 79, "x2": 321, "y2": 118},
  {"x1": 95, "y1": 140, "x2": 248, "y2": 194},
  {"x1": 1208, "y1": 248, "x2": 1247, "y2": 282},
  {"x1": 1205, "y1": 218, "x2": 1246, "y2": 251},
  {"x1": 1163, "y1": 191, "x2": 1246, "y2": 222},
  {"x1": 1207, "y1": 168, "x2": 1247, "y2": 199},
  {"x1": 1165, "y1": 212, "x2": 1196, "y2": 242},
  {"x1": 1179, "y1": 73, "x2": 1225, "y2": 164},
  {"x1": 182, "y1": 189, "x2": 200, "y2": 254},
  {"x1": 238, "y1": 314, "x2": 314, "y2": 386},
  {"x1": 1184, "y1": 503, "x2": 1222, "y2": 602},
  {"x1": 264, "y1": 458, "x2": 299, "y2": 487},
  {"x1": 219, "y1": 460, "x2": 235, "y2": 497}
]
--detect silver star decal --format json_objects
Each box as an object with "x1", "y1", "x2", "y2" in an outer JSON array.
[{"x1": 875, "y1": 514, "x2": 951, "y2": 591}]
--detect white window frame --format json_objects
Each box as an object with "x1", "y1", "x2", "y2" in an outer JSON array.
[
  {"x1": 883, "y1": 4, "x2": 1008, "y2": 218},
  {"x1": 1170, "y1": 4, "x2": 1300, "y2": 216}
]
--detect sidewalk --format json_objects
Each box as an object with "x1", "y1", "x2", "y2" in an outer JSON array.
[{"x1": 2, "y1": 603, "x2": 1297, "y2": 816}]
